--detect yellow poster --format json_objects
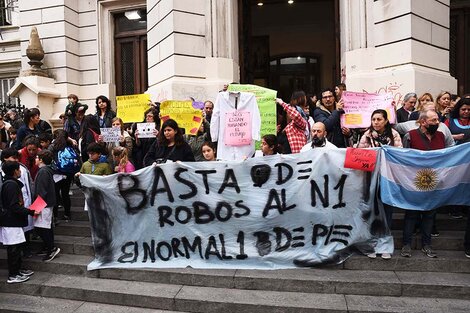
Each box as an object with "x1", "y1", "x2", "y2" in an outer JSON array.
[
  {"x1": 160, "y1": 100, "x2": 203, "y2": 135},
  {"x1": 344, "y1": 114, "x2": 363, "y2": 126},
  {"x1": 116, "y1": 94, "x2": 151, "y2": 123}
]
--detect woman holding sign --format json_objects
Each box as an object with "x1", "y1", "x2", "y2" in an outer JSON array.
[
  {"x1": 143, "y1": 119, "x2": 195, "y2": 165},
  {"x1": 358, "y1": 109, "x2": 402, "y2": 259},
  {"x1": 94, "y1": 95, "x2": 116, "y2": 128},
  {"x1": 133, "y1": 108, "x2": 159, "y2": 169}
]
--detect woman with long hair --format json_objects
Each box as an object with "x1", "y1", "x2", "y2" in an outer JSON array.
[
  {"x1": 79, "y1": 114, "x2": 102, "y2": 162},
  {"x1": 358, "y1": 109, "x2": 402, "y2": 148},
  {"x1": 94, "y1": 95, "x2": 116, "y2": 128},
  {"x1": 50, "y1": 129, "x2": 79, "y2": 221},
  {"x1": 358, "y1": 109, "x2": 402, "y2": 260},
  {"x1": 143, "y1": 119, "x2": 194, "y2": 165},
  {"x1": 435, "y1": 91, "x2": 452, "y2": 122},
  {"x1": 112, "y1": 146, "x2": 135, "y2": 173},
  {"x1": 132, "y1": 107, "x2": 160, "y2": 169},
  {"x1": 261, "y1": 134, "x2": 282, "y2": 156},
  {"x1": 16, "y1": 108, "x2": 41, "y2": 149}
]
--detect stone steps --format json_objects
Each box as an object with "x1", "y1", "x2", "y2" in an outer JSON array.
[
  {"x1": 1, "y1": 251, "x2": 470, "y2": 296},
  {"x1": 1, "y1": 270, "x2": 470, "y2": 313},
  {"x1": 0, "y1": 293, "x2": 181, "y2": 313}
]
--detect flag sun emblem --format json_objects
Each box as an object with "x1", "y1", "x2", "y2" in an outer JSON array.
[{"x1": 414, "y1": 168, "x2": 439, "y2": 191}]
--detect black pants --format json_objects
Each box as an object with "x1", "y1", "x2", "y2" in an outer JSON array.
[
  {"x1": 464, "y1": 207, "x2": 470, "y2": 250},
  {"x1": 54, "y1": 174, "x2": 73, "y2": 218},
  {"x1": 36, "y1": 227, "x2": 54, "y2": 253},
  {"x1": 7, "y1": 244, "x2": 22, "y2": 277}
]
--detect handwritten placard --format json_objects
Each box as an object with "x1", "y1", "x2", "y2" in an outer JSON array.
[
  {"x1": 100, "y1": 128, "x2": 120, "y2": 143},
  {"x1": 117, "y1": 94, "x2": 151, "y2": 123},
  {"x1": 344, "y1": 148, "x2": 377, "y2": 172},
  {"x1": 341, "y1": 91, "x2": 396, "y2": 128},
  {"x1": 137, "y1": 123, "x2": 156, "y2": 139},
  {"x1": 224, "y1": 110, "x2": 252, "y2": 146},
  {"x1": 160, "y1": 100, "x2": 203, "y2": 135},
  {"x1": 228, "y1": 84, "x2": 277, "y2": 149}
]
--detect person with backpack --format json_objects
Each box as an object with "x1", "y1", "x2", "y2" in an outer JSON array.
[
  {"x1": 49, "y1": 130, "x2": 81, "y2": 222},
  {"x1": 0, "y1": 161, "x2": 38, "y2": 283},
  {"x1": 33, "y1": 150, "x2": 60, "y2": 262}
]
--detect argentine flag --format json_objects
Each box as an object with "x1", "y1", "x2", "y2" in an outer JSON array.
[{"x1": 380, "y1": 143, "x2": 470, "y2": 210}]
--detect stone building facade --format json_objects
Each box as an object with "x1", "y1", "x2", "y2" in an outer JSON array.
[{"x1": 0, "y1": 0, "x2": 467, "y2": 123}]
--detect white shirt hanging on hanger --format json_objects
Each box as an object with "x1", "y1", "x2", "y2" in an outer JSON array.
[{"x1": 211, "y1": 91, "x2": 261, "y2": 161}]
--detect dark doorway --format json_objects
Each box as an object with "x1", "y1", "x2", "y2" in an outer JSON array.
[
  {"x1": 114, "y1": 9, "x2": 148, "y2": 96},
  {"x1": 450, "y1": 1, "x2": 470, "y2": 95},
  {"x1": 239, "y1": 0, "x2": 339, "y2": 99}
]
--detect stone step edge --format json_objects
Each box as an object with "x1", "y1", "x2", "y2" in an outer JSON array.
[
  {"x1": 1, "y1": 271, "x2": 470, "y2": 313},
  {"x1": 1, "y1": 254, "x2": 470, "y2": 299},
  {"x1": 0, "y1": 292, "x2": 184, "y2": 313}
]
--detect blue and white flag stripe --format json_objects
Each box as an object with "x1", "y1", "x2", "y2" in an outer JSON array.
[{"x1": 380, "y1": 143, "x2": 470, "y2": 211}]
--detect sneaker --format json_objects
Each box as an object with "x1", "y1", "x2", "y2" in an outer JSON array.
[
  {"x1": 7, "y1": 274, "x2": 30, "y2": 284},
  {"x1": 449, "y1": 212, "x2": 463, "y2": 219},
  {"x1": 381, "y1": 253, "x2": 392, "y2": 259},
  {"x1": 465, "y1": 249, "x2": 470, "y2": 259},
  {"x1": 421, "y1": 245, "x2": 437, "y2": 258},
  {"x1": 43, "y1": 247, "x2": 60, "y2": 262},
  {"x1": 401, "y1": 245, "x2": 412, "y2": 257},
  {"x1": 431, "y1": 230, "x2": 440, "y2": 237},
  {"x1": 367, "y1": 253, "x2": 377, "y2": 259},
  {"x1": 69, "y1": 190, "x2": 73, "y2": 196},
  {"x1": 19, "y1": 269, "x2": 34, "y2": 277}
]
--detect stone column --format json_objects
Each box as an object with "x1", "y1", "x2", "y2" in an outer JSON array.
[
  {"x1": 146, "y1": 0, "x2": 239, "y2": 102},
  {"x1": 341, "y1": 0, "x2": 456, "y2": 105}
]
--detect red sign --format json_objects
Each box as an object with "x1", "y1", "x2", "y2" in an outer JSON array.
[
  {"x1": 344, "y1": 148, "x2": 377, "y2": 172},
  {"x1": 30, "y1": 195, "x2": 47, "y2": 213}
]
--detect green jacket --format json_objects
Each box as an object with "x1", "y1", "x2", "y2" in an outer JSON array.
[{"x1": 80, "y1": 160, "x2": 112, "y2": 175}]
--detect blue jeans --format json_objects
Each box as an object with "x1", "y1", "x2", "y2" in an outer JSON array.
[{"x1": 403, "y1": 209, "x2": 436, "y2": 247}]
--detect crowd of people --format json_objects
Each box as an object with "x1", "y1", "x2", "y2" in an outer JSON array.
[{"x1": 0, "y1": 84, "x2": 469, "y2": 284}]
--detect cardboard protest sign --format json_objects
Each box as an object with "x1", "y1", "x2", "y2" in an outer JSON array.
[
  {"x1": 160, "y1": 100, "x2": 203, "y2": 135},
  {"x1": 100, "y1": 128, "x2": 120, "y2": 143},
  {"x1": 224, "y1": 111, "x2": 252, "y2": 146},
  {"x1": 117, "y1": 94, "x2": 151, "y2": 123},
  {"x1": 341, "y1": 92, "x2": 396, "y2": 128},
  {"x1": 228, "y1": 84, "x2": 277, "y2": 148},
  {"x1": 137, "y1": 123, "x2": 157, "y2": 139},
  {"x1": 344, "y1": 148, "x2": 377, "y2": 172},
  {"x1": 80, "y1": 148, "x2": 393, "y2": 270}
]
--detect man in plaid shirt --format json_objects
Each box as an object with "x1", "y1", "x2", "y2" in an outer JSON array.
[{"x1": 276, "y1": 96, "x2": 307, "y2": 153}]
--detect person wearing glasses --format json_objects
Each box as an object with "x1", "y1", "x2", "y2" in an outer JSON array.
[{"x1": 313, "y1": 88, "x2": 351, "y2": 148}]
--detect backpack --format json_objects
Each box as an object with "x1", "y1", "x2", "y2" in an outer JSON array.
[{"x1": 57, "y1": 146, "x2": 81, "y2": 174}]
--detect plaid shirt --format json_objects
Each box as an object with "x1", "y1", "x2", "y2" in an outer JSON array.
[{"x1": 281, "y1": 102, "x2": 307, "y2": 153}]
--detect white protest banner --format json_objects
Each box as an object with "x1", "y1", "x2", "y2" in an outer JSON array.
[
  {"x1": 100, "y1": 128, "x2": 120, "y2": 143},
  {"x1": 80, "y1": 149, "x2": 393, "y2": 270},
  {"x1": 341, "y1": 91, "x2": 396, "y2": 128},
  {"x1": 137, "y1": 123, "x2": 156, "y2": 139}
]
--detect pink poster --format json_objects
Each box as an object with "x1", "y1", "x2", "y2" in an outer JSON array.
[
  {"x1": 224, "y1": 111, "x2": 252, "y2": 146},
  {"x1": 341, "y1": 91, "x2": 396, "y2": 128}
]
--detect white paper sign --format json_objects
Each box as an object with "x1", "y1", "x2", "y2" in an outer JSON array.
[
  {"x1": 137, "y1": 123, "x2": 156, "y2": 138},
  {"x1": 100, "y1": 128, "x2": 120, "y2": 143}
]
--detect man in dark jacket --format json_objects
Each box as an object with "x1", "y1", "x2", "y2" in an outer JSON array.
[
  {"x1": 0, "y1": 161, "x2": 37, "y2": 283},
  {"x1": 313, "y1": 88, "x2": 351, "y2": 148}
]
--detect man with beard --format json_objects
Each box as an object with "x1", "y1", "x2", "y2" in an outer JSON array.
[{"x1": 300, "y1": 122, "x2": 337, "y2": 151}]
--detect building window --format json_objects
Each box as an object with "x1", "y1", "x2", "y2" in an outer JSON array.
[
  {"x1": 0, "y1": 0, "x2": 14, "y2": 26},
  {"x1": 0, "y1": 78, "x2": 17, "y2": 105}
]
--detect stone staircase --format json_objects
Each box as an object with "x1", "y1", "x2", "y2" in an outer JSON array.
[{"x1": 1, "y1": 187, "x2": 470, "y2": 312}]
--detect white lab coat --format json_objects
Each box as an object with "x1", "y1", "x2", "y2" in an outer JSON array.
[{"x1": 210, "y1": 91, "x2": 261, "y2": 161}]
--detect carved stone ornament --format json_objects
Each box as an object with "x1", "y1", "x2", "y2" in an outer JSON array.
[{"x1": 22, "y1": 26, "x2": 48, "y2": 77}]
